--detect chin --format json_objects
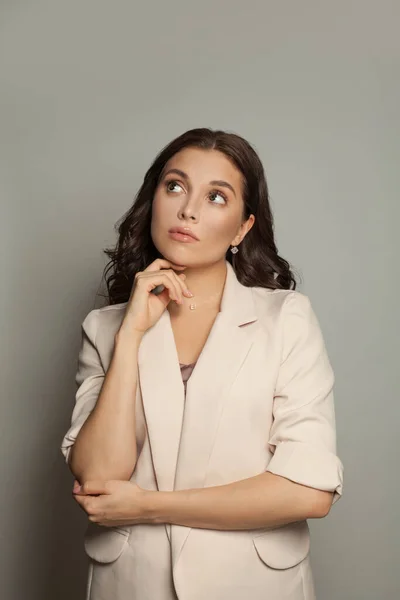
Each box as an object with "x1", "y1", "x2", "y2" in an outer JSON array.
[{"x1": 155, "y1": 245, "x2": 187, "y2": 266}]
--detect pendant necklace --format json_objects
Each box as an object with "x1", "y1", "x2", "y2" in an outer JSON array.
[{"x1": 187, "y1": 290, "x2": 222, "y2": 311}]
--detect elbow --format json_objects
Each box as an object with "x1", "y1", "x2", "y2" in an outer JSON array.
[
  {"x1": 308, "y1": 490, "x2": 334, "y2": 519},
  {"x1": 67, "y1": 443, "x2": 137, "y2": 483},
  {"x1": 69, "y1": 446, "x2": 136, "y2": 483}
]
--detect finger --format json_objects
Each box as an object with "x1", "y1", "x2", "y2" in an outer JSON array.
[
  {"x1": 142, "y1": 259, "x2": 192, "y2": 299},
  {"x1": 146, "y1": 269, "x2": 192, "y2": 301},
  {"x1": 157, "y1": 270, "x2": 187, "y2": 303},
  {"x1": 145, "y1": 258, "x2": 187, "y2": 272},
  {"x1": 173, "y1": 272, "x2": 193, "y2": 299},
  {"x1": 137, "y1": 271, "x2": 183, "y2": 304},
  {"x1": 73, "y1": 494, "x2": 90, "y2": 515},
  {"x1": 73, "y1": 493, "x2": 85, "y2": 506},
  {"x1": 74, "y1": 495, "x2": 97, "y2": 518},
  {"x1": 80, "y1": 481, "x2": 111, "y2": 496},
  {"x1": 73, "y1": 479, "x2": 82, "y2": 494}
]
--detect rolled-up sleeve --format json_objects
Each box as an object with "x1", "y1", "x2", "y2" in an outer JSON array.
[
  {"x1": 266, "y1": 292, "x2": 344, "y2": 505},
  {"x1": 60, "y1": 309, "x2": 104, "y2": 464}
]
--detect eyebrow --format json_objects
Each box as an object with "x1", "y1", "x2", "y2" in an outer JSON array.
[{"x1": 161, "y1": 168, "x2": 237, "y2": 197}]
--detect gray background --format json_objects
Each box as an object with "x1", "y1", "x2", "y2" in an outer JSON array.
[{"x1": 1, "y1": 1, "x2": 398, "y2": 599}]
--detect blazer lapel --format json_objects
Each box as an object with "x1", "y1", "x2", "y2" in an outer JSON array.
[
  {"x1": 137, "y1": 260, "x2": 259, "y2": 567},
  {"x1": 137, "y1": 308, "x2": 184, "y2": 493}
]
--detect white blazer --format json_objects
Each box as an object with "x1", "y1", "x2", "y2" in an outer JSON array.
[{"x1": 61, "y1": 260, "x2": 343, "y2": 600}]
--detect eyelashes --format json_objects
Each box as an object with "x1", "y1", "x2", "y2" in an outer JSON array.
[{"x1": 164, "y1": 179, "x2": 227, "y2": 205}]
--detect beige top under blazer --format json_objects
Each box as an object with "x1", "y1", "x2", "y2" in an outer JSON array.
[{"x1": 61, "y1": 260, "x2": 344, "y2": 600}]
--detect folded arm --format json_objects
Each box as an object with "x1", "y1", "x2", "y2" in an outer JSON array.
[
  {"x1": 146, "y1": 292, "x2": 343, "y2": 530},
  {"x1": 145, "y1": 471, "x2": 333, "y2": 530}
]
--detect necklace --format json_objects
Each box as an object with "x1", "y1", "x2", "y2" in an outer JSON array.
[
  {"x1": 186, "y1": 291, "x2": 222, "y2": 311},
  {"x1": 151, "y1": 284, "x2": 221, "y2": 311}
]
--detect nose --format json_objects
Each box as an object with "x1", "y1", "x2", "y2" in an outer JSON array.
[{"x1": 178, "y1": 200, "x2": 199, "y2": 222}]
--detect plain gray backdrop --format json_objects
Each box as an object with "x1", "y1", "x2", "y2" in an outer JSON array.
[{"x1": 1, "y1": 1, "x2": 398, "y2": 599}]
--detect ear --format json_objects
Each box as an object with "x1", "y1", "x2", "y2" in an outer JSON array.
[{"x1": 231, "y1": 214, "x2": 255, "y2": 246}]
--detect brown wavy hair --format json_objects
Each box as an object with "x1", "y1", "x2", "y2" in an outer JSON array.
[{"x1": 101, "y1": 128, "x2": 298, "y2": 306}]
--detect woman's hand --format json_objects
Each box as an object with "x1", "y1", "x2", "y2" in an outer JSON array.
[
  {"x1": 122, "y1": 257, "x2": 193, "y2": 334},
  {"x1": 72, "y1": 479, "x2": 153, "y2": 527}
]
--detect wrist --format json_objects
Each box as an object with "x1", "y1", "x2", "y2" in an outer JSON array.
[
  {"x1": 115, "y1": 321, "x2": 144, "y2": 346},
  {"x1": 141, "y1": 490, "x2": 172, "y2": 524}
]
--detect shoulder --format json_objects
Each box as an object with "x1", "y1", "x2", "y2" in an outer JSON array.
[
  {"x1": 251, "y1": 286, "x2": 313, "y2": 322},
  {"x1": 95, "y1": 302, "x2": 129, "y2": 317},
  {"x1": 251, "y1": 287, "x2": 323, "y2": 350},
  {"x1": 252, "y1": 288, "x2": 329, "y2": 368},
  {"x1": 80, "y1": 302, "x2": 128, "y2": 341}
]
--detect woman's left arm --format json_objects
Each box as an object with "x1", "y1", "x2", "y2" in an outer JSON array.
[
  {"x1": 145, "y1": 292, "x2": 343, "y2": 530},
  {"x1": 147, "y1": 293, "x2": 342, "y2": 530},
  {"x1": 144, "y1": 471, "x2": 333, "y2": 530}
]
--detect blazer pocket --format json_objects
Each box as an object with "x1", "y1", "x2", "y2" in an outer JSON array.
[
  {"x1": 252, "y1": 520, "x2": 310, "y2": 570},
  {"x1": 83, "y1": 521, "x2": 130, "y2": 564}
]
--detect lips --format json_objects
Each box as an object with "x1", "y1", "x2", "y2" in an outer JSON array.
[{"x1": 169, "y1": 227, "x2": 199, "y2": 240}]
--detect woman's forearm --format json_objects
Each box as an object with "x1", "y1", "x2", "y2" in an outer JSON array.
[
  {"x1": 145, "y1": 472, "x2": 332, "y2": 530},
  {"x1": 70, "y1": 322, "x2": 143, "y2": 484}
]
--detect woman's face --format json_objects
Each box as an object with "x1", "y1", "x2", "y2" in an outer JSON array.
[{"x1": 151, "y1": 147, "x2": 254, "y2": 267}]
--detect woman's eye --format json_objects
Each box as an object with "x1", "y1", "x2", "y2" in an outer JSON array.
[
  {"x1": 166, "y1": 180, "x2": 182, "y2": 193},
  {"x1": 209, "y1": 190, "x2": 227, "y2": 205}
]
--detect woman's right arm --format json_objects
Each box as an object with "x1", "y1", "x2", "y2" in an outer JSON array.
[
  {"x1": 68, "y1": 318, "x2": 143, "y2": 484},
  {"x1": 61, "y1": 258, "x2": 191, "y2": 485}
]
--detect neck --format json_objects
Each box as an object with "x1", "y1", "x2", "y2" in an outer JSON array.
[{"x1": 168, "y1": 259, "x2": 228, "y2": 316}]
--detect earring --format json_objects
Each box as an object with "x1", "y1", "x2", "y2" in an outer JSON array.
[{"x1": 230, "y1": 245, "x2": 239, "y2": 254}]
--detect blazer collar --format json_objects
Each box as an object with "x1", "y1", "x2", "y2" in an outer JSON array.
[{"x1": 137, "y1": 260, "x2": 258, "y2": 567}]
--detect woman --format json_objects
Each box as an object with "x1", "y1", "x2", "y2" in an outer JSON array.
[{"x1": 61, "y1": 128, "x2": 344, "y2": 600}]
